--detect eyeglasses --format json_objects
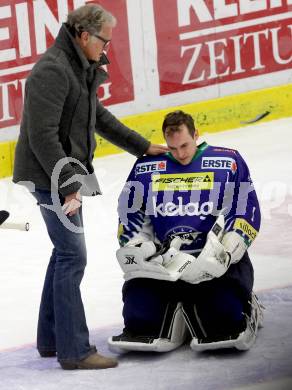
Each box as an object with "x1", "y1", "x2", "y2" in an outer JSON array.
[{"x1": 92, "y1": 34, "x2": 111, "y2": 49}]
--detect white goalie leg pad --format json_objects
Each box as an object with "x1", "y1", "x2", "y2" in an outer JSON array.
[
  {"x1": 190, "y1": 330, "x2": 255, "y2": 352},
  {"x1": 251, "y1": 292, "x2": 264, "y2": 329},
  {"x1": 108, "y1": 302, "x2": 188, "y2": 353},
  {"x1": 190, "y1": 292, "x2": 265, "y2": 352}
]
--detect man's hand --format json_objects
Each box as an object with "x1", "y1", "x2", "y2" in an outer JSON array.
[
  {"x1": 145, "y1": 143, "x2": 169, "y2": 155},
  {"x1": 62, "y1": 191, "x2": 82, "y2": 216}
]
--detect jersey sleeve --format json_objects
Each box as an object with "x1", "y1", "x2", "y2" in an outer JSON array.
[
  {"x1": 224, "y1": 152, "x2": 261, "y2": 247},
  {"x1": 117, "y1": 162, "x2": 155, "y2": 246}
]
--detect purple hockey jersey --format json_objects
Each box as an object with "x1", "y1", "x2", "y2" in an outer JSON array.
[{"x1": 118, "y1": 142, "x2": 261, "y2": 255}]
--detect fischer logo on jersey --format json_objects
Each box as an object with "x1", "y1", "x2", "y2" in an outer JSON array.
[
  {"x1": 152, "y1": 196, "x2": 213, "y2": 219},
  {"x1": 201, "y1": 157, "x2": 237, "y2": 173},
  {"x1": 152, "y1": 173, "x2": 214, "y2": 191},
  {"x1": 135, "y1": 161, "x2": 167, "y2": 175}
]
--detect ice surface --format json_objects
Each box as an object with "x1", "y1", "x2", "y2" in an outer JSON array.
[{"x1": 0, "y1": 117, "x2": 292, "y2": 389}]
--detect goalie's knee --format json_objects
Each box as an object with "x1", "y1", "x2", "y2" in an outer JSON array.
[{"x1": 122, "y1": 280, "x2": 170, "y2": 336}]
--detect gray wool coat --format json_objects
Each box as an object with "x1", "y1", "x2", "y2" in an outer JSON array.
[{"x1": 13, "y1": 23, "x2": 150, "y2": 197}]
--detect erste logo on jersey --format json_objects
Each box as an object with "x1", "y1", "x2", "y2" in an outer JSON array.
[
  {"x1": 135, "y1": 160, "x2": 167, "y2": 175},
  {"x1": 201, "y1": 157, "x2": 237, "y2": 173}
]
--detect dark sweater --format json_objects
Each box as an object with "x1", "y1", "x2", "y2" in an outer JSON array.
[{"x1": 13, "y1": 23, "x2": 150, "y2": 196}]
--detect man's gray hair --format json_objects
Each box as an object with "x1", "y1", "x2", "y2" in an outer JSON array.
[{"x1": 67, "y1": 4, "x2": 116, "y2": 36}]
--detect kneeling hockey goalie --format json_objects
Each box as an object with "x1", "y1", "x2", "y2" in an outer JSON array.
[{"x1": 108, "y1": 110, "x2": 264, "y2": 354}]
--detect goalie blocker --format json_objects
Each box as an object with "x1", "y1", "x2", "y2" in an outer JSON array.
[
  {"x1": 108, "y1": 293, "x2": 264, "y2": 353},
  {"x1": 0, "y1": 210, "x2": 30, "y2": 231}
]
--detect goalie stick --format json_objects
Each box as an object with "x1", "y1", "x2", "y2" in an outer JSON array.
[
  {"x1": 0, "y1": 222, "x2": 30, "y2": 231},
  {"x1": 0, "y1": 210, "x2": 30, "y2": 231},
  {"x1": 240, "y1": 111, "x2": 270, "y2": 125}
]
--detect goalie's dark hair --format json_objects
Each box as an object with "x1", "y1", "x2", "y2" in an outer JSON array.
[{"x1": 162, "y1": 110, "x2": 196, "y2": 137}]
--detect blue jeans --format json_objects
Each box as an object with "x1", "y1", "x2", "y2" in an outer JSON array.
[{"x1": 32, "y1": 190, "x2": 94, "y2": 362}]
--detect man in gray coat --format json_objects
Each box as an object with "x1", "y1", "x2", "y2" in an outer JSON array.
[{"x1": 13, "y1": 4, "x2": 167, "y2": 370}]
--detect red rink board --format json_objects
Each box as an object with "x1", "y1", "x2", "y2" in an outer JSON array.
[
  {"x1": 153, "y1": 0, "x2": 292, "y2": 95},
  {"x1": 0, "y1": 0, "x2": 134, "y2": 129}
]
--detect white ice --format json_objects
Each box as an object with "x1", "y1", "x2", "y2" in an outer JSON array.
[{"x1": 0, "y1": 117, "x2": 292, "y2": 389}]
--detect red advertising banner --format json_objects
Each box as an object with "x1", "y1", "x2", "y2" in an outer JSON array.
[
  {"x1": 154, "y1": 0, "x2": 292, "y2": 95},
  {"x1": 0, "y1": 0, "x2": 134, "y2": 130}
]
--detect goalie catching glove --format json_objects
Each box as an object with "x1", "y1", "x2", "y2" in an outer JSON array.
[
  {"x1": 162, "y1": 215, "x2": 248, "y2": 284},
  {"x1": 179, "y1": 215, "x2": 248, "y2": 284}
]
